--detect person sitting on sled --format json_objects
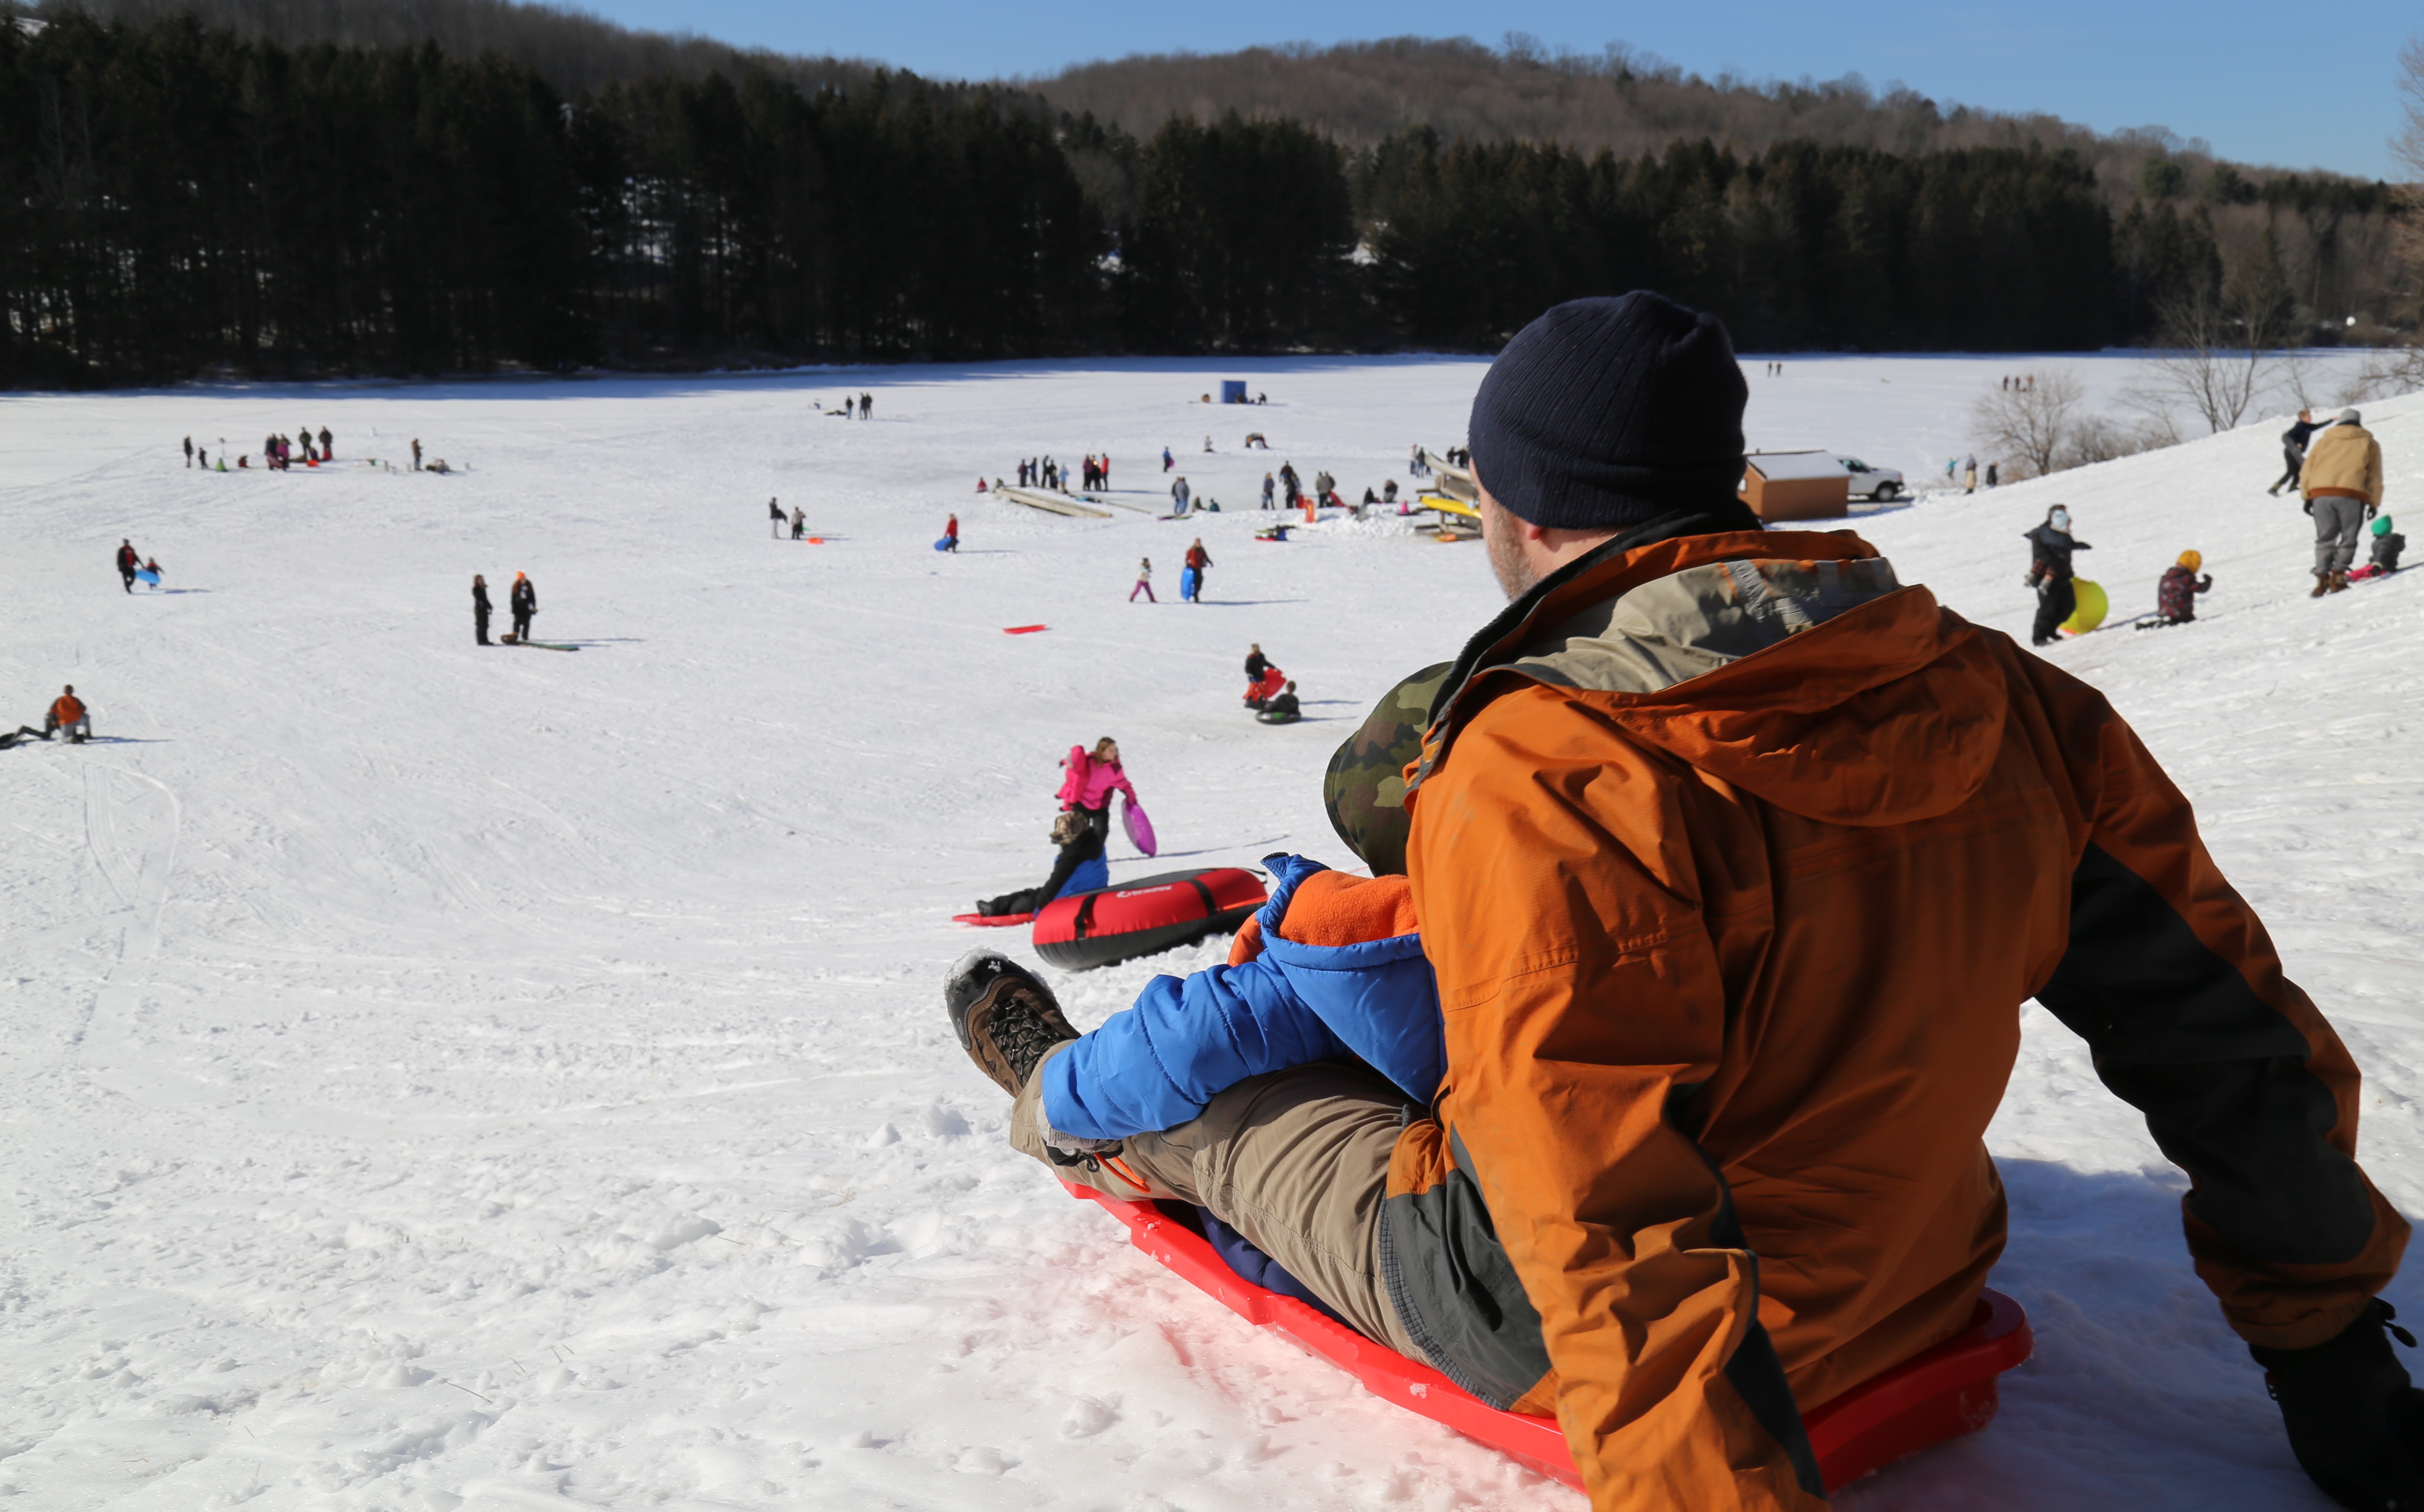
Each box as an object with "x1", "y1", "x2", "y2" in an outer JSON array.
[
  {"x1": 1255, "y1": 680, "x2": 1302, "y2": 724},
  {"x1": 2370, "y1": 515, "x2": 2405, "y2": 575},
  {"x1": 45, "y1": 685, "x2": 90, "y2": 743},
  {"x1": 974, "y1": 810, "x2": 1107, "y2": 918},
  {"x1": 943, "y1": 294, "x2": 2417, "y2": 1512},
  {"x1": 2151, "y1": 549, "x2": 2212, "y2": 626}
]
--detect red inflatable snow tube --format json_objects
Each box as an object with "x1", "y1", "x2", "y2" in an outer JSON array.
[
  {"x1": 1065, "y1": 1183, "x2": 2034, "y2": 1492},
  {"x1": 1032, "y1": 867, "x2": 1266, "y2": 971}
]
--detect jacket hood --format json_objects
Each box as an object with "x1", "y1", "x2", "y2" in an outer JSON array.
[{"x1": 1414, "y1": 529, "x2": 2009, "y2": 828}]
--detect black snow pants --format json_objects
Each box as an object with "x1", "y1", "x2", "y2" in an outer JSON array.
[
  {"x1": 980, "y1": 825, "x2": 1106, "y2": 917},
  {"x1": 2271, "y1": 446, "x2": 2306, "y2": 493},
  {"x1": 2032, "y1": 577, "x2": 2076, "y2": 645}
]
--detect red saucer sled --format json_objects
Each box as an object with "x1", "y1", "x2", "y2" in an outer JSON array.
[
  {"x1": 1065, "y1": 1183, "x2": 2033, "y2": 1492},
  {"x1": 1032, "y1": 867, "x2": 1266, "y2": 970}
]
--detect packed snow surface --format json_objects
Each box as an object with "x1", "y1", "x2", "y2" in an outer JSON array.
[{"x1": 2, "y1": 354, "x2": 2419, "y2": 1512}]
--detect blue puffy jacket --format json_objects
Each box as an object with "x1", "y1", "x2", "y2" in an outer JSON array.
[{"x1": 1041, "y1": 855, "x2": 1445, "y2": 1140}]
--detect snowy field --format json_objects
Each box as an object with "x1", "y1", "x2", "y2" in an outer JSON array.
[{"x1": 2, "y1": 352, "x2": 2419, "y2": 1512}]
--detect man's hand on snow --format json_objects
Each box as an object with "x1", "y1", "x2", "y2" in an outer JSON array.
[{"x1": 2252, "y1": 1300, "x2": 2424, "y2": 1511}]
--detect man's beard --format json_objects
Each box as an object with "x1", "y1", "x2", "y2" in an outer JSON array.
[{"x1": 1485, "y1": 515, "x2": 1537, "y2": 600}]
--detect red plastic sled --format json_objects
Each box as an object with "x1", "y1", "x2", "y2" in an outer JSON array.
[
  {"x1": 952, "y1": 911, "x2": 1035, "y2": 927},
  {"x1": 1065, "y1": 1183, "x2": 2032, "y2": 1492},
  {"x1": 1032, "y1": 867, "x2": 1265, "y2": 971}
]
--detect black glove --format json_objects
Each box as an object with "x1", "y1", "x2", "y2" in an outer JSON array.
[
  {"x1": 2251, "y1": 1299, "x2": 2424, "y2": 1510},
  {"x1": 2368, "y1": 504, "x2": 2379, "y2": 519},
  {"x1": 2305, "y1": 501, "x2": 2315, "y2": 516}
]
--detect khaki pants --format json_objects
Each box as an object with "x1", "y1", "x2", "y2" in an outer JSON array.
[{"x1": 1015, "y1": 1045, "x2": 1429, "y2": 1363}]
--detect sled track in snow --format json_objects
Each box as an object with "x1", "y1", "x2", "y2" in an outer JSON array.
[{"x1": 76, "y1": 759, "x2": 183, "y2": 1102}]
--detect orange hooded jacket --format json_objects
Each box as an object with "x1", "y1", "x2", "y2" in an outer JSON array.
[{"x1": 1386, "y1": 528, "x2": 2406, "y2": 1511}]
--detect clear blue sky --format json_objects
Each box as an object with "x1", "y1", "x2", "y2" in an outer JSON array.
[{"x1": 572, "y1": 0, "x2": 2416, "y2": 180}]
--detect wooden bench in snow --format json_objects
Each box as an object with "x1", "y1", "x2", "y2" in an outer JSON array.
[{"x1": 996, "y1": 486, "x2": 1112, "y2": 519}]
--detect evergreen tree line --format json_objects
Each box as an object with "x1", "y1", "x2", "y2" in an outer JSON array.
[{"x1": 0, "y1": 14, "x2": 2392, "y2": 385}]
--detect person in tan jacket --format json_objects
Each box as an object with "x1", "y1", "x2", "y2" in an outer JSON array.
[
  {"x1": 946, "y1": 295, "x2": 2418, "y2": 1512},
  {"x1": 2301, "y1": 409, "x2": 2383, "y2": 595}
]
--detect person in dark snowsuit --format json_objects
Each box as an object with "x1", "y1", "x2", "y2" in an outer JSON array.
[
  {"x1": 472, "y1": 574, "x2": 493, "y2": 645},
  {"x1": 1243, "y1": 643, "x2": 1269, "y2": 684},
  {"x1": 182, "y1": 436, "x2": 193, "y2": 468},
  {"x1": 769, "y1": 498, "x2": 785, "y2": 537},
  {"x1": 1255, "y1": 680, "x2": 1302, "y2": 724},
  {"x1": 2147, "y1": 551, "x2": 2212, "y2": 627},
  {"x1": 2023, "y1": 506, "x2": 2089, "y2": 646},
  {"x1": 2369, "y1": 515, "x2": 2405, "y2": 574},
  {"x1": 115, "y1": 540, "x2": 139, "y2": 594},
  {"x1": 976, "y1": 811, "x2": 1108, "y2": 918},
  {"x1": 2269, "y1": 410, "x2": 2327, "y2": 496},
  {"x1": 318, "y1": 426, "x2": 333, "y2": 460},
  {"x1": 509, "y1": 573, "x2": 537, "y2": 641},
  {"x1": 859, "y1": 393, "x2": 872, "y2": 420}
]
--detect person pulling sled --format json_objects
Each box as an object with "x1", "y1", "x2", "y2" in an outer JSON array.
[
  {"x1": 2141, "y1": 550, "x2": 2212, "y2": 628},
  {"x1": 509, "y1": 572, "x2": 537, "y2": 642},
  {"x1": 2022, "y1": 506, "x2": 2088, "y2": 644}
]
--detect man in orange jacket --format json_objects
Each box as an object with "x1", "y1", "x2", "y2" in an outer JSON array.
[
  {"x1": 954, "y1": 294, "x2": 2416, "y2": 1512},
  {"x1": 46, "y1": 685, "x2": 89, "y2": 743}
]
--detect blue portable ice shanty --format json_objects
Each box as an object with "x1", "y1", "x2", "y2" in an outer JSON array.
[{"x1": 1220, "y1": 380, "x2": 1248, "y2": 404}]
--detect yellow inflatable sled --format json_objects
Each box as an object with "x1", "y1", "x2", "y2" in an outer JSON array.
[{"x1": 2060, "y1": 579, "x2": 2107, "y2": 635}]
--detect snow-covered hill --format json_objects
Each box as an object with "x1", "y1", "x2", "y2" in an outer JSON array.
[{"x1": 1, "y1": 356, "x2": 2416, "y2": 1511}]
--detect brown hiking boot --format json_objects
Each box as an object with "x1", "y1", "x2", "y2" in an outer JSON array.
[
  {"x1": 2328, "y1": 571, "x2": 2350, "y2": 593},
  {"x1": 2312, "y1": 574, "x2": 2331, "y2": 598},
  {"x1": 944, "y1": 949, "x2": 1080, "y2": 1097}
]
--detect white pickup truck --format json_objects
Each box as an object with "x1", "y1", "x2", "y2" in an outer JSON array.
[{"x1": 1837, "y1": 456, "x2": 1904, "y2": 501}]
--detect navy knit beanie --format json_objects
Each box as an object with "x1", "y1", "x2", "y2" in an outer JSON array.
[{"x1": 1467, "y1": 292, "x2": 1748, "y2": 531}]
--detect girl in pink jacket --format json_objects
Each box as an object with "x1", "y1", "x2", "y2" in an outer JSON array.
[{"x1": 1057, "y1": 738, "x2": 1138, "y2": 836}]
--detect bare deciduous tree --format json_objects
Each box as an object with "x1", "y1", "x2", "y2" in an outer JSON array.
[
  {"x1": 2057, "y1": 413, "x2": 2174, "y2": 470},
  {"x1": 1971, "y1": 369, "x2": 2086, "y2": 480},
  {"x1": 2141, "y1": 286, "x2": 2284, "y2": 434},
  {"x1": 2386, "y1": 37, "x2": 2424, "y2": 372}
]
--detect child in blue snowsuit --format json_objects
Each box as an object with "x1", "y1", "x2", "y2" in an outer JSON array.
[
  {"x1": 1037, "y1": 853, "x2": 1443, "y2": 1143},
  {"x1": 1025, "y1": 851, "x2": 1443, "y2": 1326}
]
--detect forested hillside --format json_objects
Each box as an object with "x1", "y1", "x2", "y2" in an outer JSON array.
[
  {"x1": 28, "y1": 0, "x2": 881, "y2": 95},
  {"x1": 3, "y1": 3, "x2": 2409, "y2": 383}
]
